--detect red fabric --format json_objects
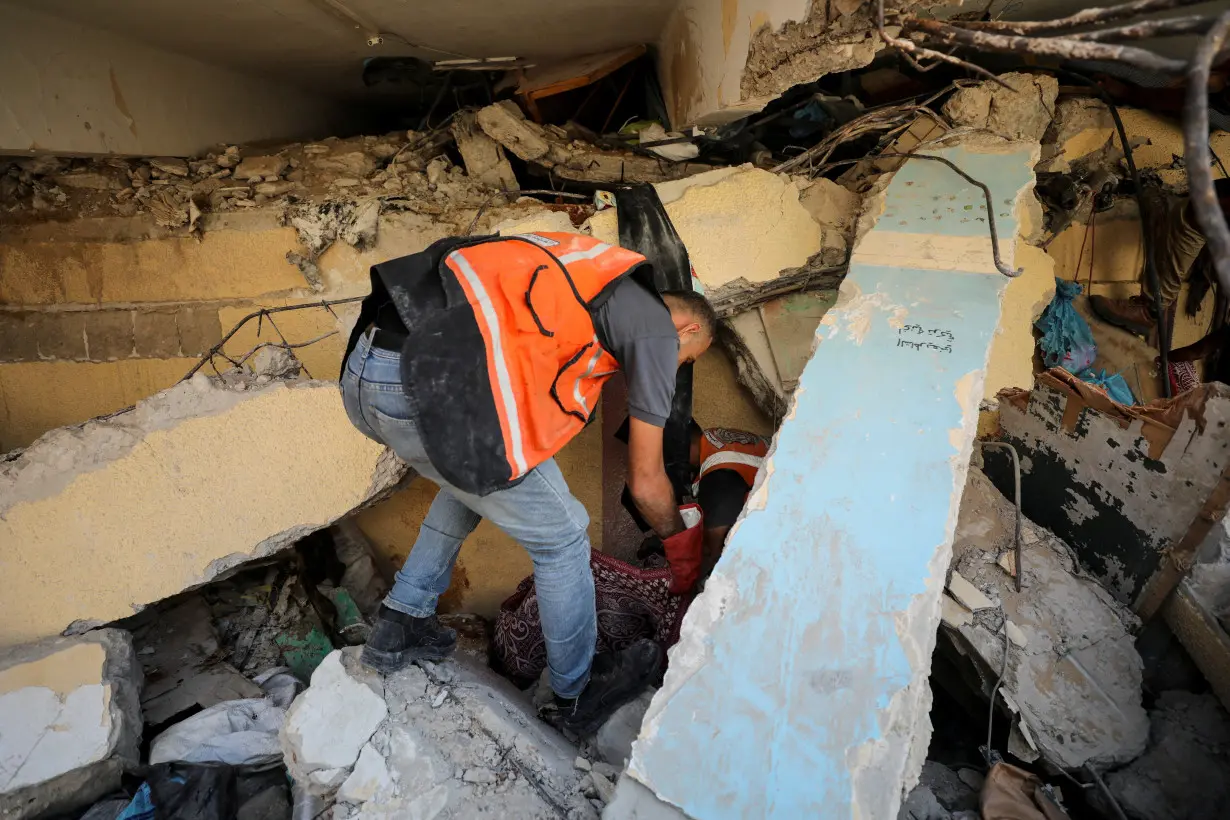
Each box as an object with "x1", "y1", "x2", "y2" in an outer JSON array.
[
  {"x1": 492, "y1": 550, "x2": 691, "y2": 688},
  {"x1": 662, "y1": 504, "x2": 704, "y2": 594}
]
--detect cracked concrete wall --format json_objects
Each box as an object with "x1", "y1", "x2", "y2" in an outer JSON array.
[
  {"x1": 657, "y1": 0, "x2": 952, "y2": 127},
  {"x1": 618, "y1": 137, "x2": 1038, "y2": 819},
  {"x1": 988, "y1": 378, "x2": 1230, "y2": 605},
  {"x1": 0, "y1": 4, "x2": 342, "y2": 156},
  {"x1": 0, "y1": 374, "x2": 407, "y2": 649}
]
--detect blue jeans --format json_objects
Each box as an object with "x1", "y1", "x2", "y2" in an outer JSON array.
[{"x1": 340, "y1": 331, "x2": 597, "y2": 698}]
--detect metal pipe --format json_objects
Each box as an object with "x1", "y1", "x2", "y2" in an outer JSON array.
[{"x1": 981, "y1": 441, "x2": 1023, "y2": 592}]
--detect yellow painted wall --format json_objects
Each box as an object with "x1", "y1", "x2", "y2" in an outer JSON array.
[
  {"x1": 0, "y1": 382, "x2": 389, "y2": 648},
  {"x1": 1, "y1": 205, "x2": 771, "y2": 620},
  {"x1": 0, "y1": 358, "x2": 194, "y2": 452}
]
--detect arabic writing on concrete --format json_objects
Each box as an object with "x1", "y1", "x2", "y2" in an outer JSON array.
[{"x1": 897, "y1": 323, "x2": 954, "y2": 354}]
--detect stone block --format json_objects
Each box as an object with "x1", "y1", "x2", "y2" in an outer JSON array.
[
  {"x1": 84, "y1": 310, "x2": 135, "y2": 361},
  {"x1": 0, "y1": 312, "x2": 39, "y2": 362},
  {"x1": 283, "y1": 648, "x2": 595, "y2": 816},
  {"x1": 133, "y1": 310, "x2": 181, "y2": 358},
  {"x1": 0, "y1": 629, "x2": 142, "y2": 819},
  {"x1": 283, "y1": 650, "x2": 387, "y2": 786},
  {"x1": 595, "y1": 690, "x2": 654, "y2": 767},
  {"x1": 0, "y1": 375, "x2": 408, "y2": 647},
  {"x1": 34, "y1": 311, "x2": 87, "y2": 360},
  {"x1": 234, "y1": 155, "x2": 289, "y2": 182},
  {"x1": 176, "y1": 307, "x2": 223, "y2": 356}
]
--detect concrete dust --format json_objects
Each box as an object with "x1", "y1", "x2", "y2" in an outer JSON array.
[
  {"x1": 283, "y1": 648, "x2": 600, "y2": 819},
  {"x1": 1101, "y1": 691, "x2": 1230, "y2": 820},
  {"x1": 947, "y1": 469, "x2": 1149, "y2": 770}
]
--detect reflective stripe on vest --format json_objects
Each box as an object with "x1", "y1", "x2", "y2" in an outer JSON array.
[
  {"x1": 691, "y1": 450, "x2": 765, "y2": 495},
  {"x1": 447, "y1": 249, "x2": 529, "y2": 476},
  {"x1": 445, "y1": 232, "x2": 650, "y2": 485}
]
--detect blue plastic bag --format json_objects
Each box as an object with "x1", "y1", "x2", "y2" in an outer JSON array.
[
  {"x1": 1036, "y1": 279, "x2": 1098, "y2": 374},
  {"x1": 1078, "y1": 368, "x2": 1137, "y2": 405}
]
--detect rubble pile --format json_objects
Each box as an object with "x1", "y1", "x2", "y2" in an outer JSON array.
[
  {"x1": 1100, "y1": 690, "x2": 1230, "y2": 820},
  {"x1": 943, "y1": 470, "x2": 1149, "y2": 770},
  {"x1": 0, "y1": 131, "x2": 497, "y2": 230},
  {"x1": 283, "y1": 647, "x2": 604, "y2": 819}
]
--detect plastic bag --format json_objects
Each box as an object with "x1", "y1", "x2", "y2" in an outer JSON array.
[
  {"x1": 1078, "y1": 367, "x2": 1137, "y2": 405},
  {"x1": 148, "y1": 698, "x2": 285, "y2": 767},
  {"x1": 252, "y1": 667, "x2": 304, "y2": 709},
  {"x1": 1036, "y1": 279, "x2": 1097, "y2": 374}
]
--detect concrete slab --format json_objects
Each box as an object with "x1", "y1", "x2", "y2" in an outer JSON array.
[
  {"x1": 0, "y1": 629, "x2": 142, "y2": 819},
  {"x1": 616, "y1": 136, "x2": 1039, "y2": 819},
  {"x1": 0, "y1": 373, "x2": 408, "y2": 648}
]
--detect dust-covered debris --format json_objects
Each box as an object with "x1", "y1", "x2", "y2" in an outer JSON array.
[
  {"x1": 944, "y1": 469, "x2": 1149, "y2": 770},
  {"x1": 1098, "y1": 691, "x2": 1230, "y2": 820},
  {"x1": 452, "y1": 111, "x2": 520, "y2": 191},
  {"x1": 794, "y1": 176, "x2": 861, "y2": 266},
  {"x1": 282, "y1": 647, "x2": 598, "y2": 818},
  {"x1": 474, "y1": 101, "x2": 711, "y2": 185},
  {"x1": 941, "y1": 72, "x2": 1058, "y2": 142},
  {"x1": 0, "y1": 129, "x2": 484, "y2": 234}
]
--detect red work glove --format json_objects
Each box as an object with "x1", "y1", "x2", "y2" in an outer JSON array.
[{"x1": 662, "y1": 504, "x2": 704, "y2": 595}]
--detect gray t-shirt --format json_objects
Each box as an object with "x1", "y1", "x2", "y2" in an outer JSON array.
[{"x1": 593, "y1": 279, "x2": 678, "y2": 427}]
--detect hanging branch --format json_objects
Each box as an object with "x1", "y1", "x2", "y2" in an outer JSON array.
[
  {"x1": 873, "y1": 0, "x2": 1014, "y2": 88},
  {"x1": 903, "y1": 17, "x2": 1188, "y2": 74},
  {"x1": 1066, "y1": 14, "x2": 1218, "y2": 42},
  {"x1": 1184, "y1": 10, "x2": 1230, "y2": 295},
  {"x1": 957, "y1": 0, "x2": 1208, "y2": 35}
]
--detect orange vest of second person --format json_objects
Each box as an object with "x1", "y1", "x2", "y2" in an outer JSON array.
[
  {"x1": 691, "y1": 428, "x2": 770, "y2": 495},
  {"x1": 444, "y1": 232, "x2": 648, "y2": 486}
]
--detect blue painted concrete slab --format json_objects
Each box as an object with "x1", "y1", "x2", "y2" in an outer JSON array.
[{"x1": 626, "y1": 143, "x2": 1037, "y2": 819}]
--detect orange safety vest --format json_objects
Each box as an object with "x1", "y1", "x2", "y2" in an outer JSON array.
[
  {"x1": 691, "y1": 428, "x2": 770, "y2": 496},
  {"x1": 350, "y1": 231, "x2": 656, "y2": 496}
]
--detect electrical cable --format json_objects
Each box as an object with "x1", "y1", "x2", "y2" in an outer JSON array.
[{"x1": 1059, "y1": 69, "x2": 1173, "y2": 397}]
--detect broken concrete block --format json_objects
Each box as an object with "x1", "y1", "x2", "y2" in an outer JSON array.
[
  {"x1": 451, "y1": 111, "x2": 519, "y2": 191},
  {"x1": 283, "y1": 650, "x2": 387, "y2": 787},
  {"x1": 942, "y1": 73, "x2": 1058, "y2": 142},
  {"x1": 0, "y1": 629, "x2": 142, "y2": 820},
  {"x1": 946, "y1": 570, "x2": 994, "y2": 612},
  {"x1": 338, "y1": 743, "x2": 394, "y2": 804},
  {"x1": 51, "y1": 171, "x2": 125, "y2": 190},
  {"x1": 149, "y1": 157, "x2": 189, "y2": 177},
  {"x1": 1101, "y1": 690, "x2": 1230, "y2": 820},
  {"x1": 949, "y1": 470, "x2": 1149, "y2": 770},
  {"x1": 918, "y1": 761, "x2": 978, "y2": 813},
  {"x1": 249, "y1": 345, "x2": 302, "y2": 380},
  {"x1": 0, "y1": 375, "x2": 407, "y2": 648},
  {"x1": 896, "y1": 784, "x2": 951, "y2": 820},
  {"x1": 234, "y1": 155, "x2": 289, "y2": 182},
  {"x1": 940, "y1": 594, "x2": 973, "y2": 629},
  {"x1": 284, "y1": 647, "x2": 593, "y2": 816},
  {"x1": 594, "y1": 690, "x2": 654, "y2": 767},
  {"x1": 476, "y1": 101, "x2": 552, "y2": 162},
  {"x1": 589, "y1": 166, "x2": 822, "y2": 291}
]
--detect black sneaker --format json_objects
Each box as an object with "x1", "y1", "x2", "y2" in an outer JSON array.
[
  {"x1": 360, "y1": 605, "x2": 457, "y2": 673},
  {"x1": 553, "y1": 639, "x2": 663, "y2": 737}
]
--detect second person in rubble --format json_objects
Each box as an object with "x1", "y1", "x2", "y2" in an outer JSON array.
[{"x1": 338, "y1": 231, "x2": 716, "y2": 735}]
